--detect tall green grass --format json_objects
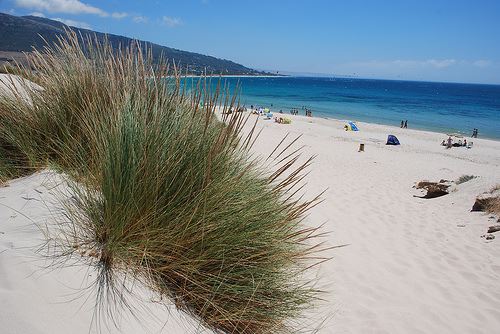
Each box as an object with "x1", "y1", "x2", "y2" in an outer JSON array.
[{"x1": 0, "y1": 31, "x2": 328, "y2": 333}]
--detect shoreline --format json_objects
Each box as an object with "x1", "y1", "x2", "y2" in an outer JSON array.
[
  {"x1": 162, "y1": 74, "x2": 286, "y2": 78},
  {"x1": 214, "y1": 76, "x2": 500, "y2": 141},
  {"x1": 318, "y1": 115, "x2": 499, "y2": 143},
  {"x1": 254, "y1": 110, "x2": 499, "y2": 141},
  {"x1": 243, "y1": 107, "x2": 500, "y2": 143}
]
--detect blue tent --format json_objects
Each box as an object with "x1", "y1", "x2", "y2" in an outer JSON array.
[{"x1": 386, "y1": 135, "x2": 400, "y2": 145}]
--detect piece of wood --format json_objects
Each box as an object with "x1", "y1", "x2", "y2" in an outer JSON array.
[{"x1": 487, "y1": 225, "x2": 500, "y2": 234}]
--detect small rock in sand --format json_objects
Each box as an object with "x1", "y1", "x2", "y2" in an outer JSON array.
[{"x1": 485, "y1": 234, "x2": 495, "y2": 240}]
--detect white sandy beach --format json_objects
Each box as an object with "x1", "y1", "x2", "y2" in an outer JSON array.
[
  {"x1": 248, "y1": 113, "x2": 500, "y2": 334},
  {"x1": 1, "y1": 82, "x2": 500, "y2": 333}
]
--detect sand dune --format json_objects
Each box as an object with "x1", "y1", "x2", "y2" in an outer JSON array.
[{"x1": 1, "y1": 110, "x2": 499, "y2": 333}]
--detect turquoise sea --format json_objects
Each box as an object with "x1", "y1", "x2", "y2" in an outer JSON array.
[{"x1": 216, "y1": 77, "x2": 500, "y2": 140}]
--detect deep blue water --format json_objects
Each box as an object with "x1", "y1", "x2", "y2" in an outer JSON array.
[{"x1": 216, "y1": 77, "x2": 500, "y2": 140}]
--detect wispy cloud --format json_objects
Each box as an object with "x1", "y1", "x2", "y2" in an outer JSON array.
[
  {"x1": 111, "y1": 12, "x2": 128, "y2": 19},
  {"x1": 51, "y1": 17, "x2": 91, "y2": 29},
  {"x1": 472, "y1": 60, "x2": 492, "y2": 68},
  {"x1": 423, "y1": 59, "x2": 456, "y2": 68},
  {"x1": 346, "y1": 58, "x2": 496, "y2": 71},
  {"x1": 348, "y1": 59, "x2": 458, "y2": 69},
  {"x1": 29, "y1": 11, "x2": 45, "y2": 17},
  {"x1": 162, "y1": 16, "x2": 182, "y2": 27},
  {"x1": 133, "y1": 15, "x2": 148, "y2": 23},
  {"x1": 15, "y1": 0, "x2": 107, "y2": 16}
]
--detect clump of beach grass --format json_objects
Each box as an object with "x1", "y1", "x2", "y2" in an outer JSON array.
[
  {"x1": 1, "y1": 31, "x2": 328, "y2": 333},
  {"x1": 0, "y1": 138, "x2": 33, "y2": 185},
  {"x1": 455, "y1": 174, "x2": 476, "y2": 185},
  {"x1": 484, "y1": 185, "x2": 500, "y2": 216},
  {"x1": 0, "y1": 76, "x2": 43, "y2": 184},
  {"x1": 471, "y1": 185, "x2": 500, "y2": 218},
  {"x1": 1, "y1": 63, "x2": 40, "y2": 84}
]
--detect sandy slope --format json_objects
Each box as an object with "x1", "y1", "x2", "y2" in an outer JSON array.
[
  {"x1": 0, "y1": 171, "x2": 205, "y2": 334},
  {"x1": 0, "y1": 73, "x2": 42, "y2": 102},
  {"x1": 247, "y1": 114, "x2": 500, "y2": 334},
  {"x1": 1, "y1": 105, "x2": 499, "y2": 333}
]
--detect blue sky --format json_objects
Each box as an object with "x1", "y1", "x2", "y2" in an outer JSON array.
[{"x1": 1, "y1": 0, "x2": 500, "y2": 84}]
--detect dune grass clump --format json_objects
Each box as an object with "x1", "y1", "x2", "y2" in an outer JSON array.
[
  {"x1": 484, "y1": 185, "x2": 500, "y2": 216},
  {"x1": 472, "y1": 185, "x2": 500, "y2": 217},
  {"x1": 0, "y1": 31, "x2": 328, "y2": 333},
  {"x1": 0, "y1": 77, "x2": 43, "y2": 184},
  {"x1": 455, "y1": 174, "x2": 476, "y2": 185},
  {"x1": 0, "y1": 138, "x2": 32, "y2": 185},
  {"x1": 1, "y1": 63, "x2": 40, "y2": 83}
]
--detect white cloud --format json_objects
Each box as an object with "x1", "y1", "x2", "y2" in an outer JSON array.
[
  {"x1": 111, "y1": 12, "x2": 128, "y2": 19},
  {"x1": 30, "y1": 11, "x2": 46, "y2": 17},
  {"x1": 392, "y1": 59, "x2": 457, "y2": 68},
  {"x1": 472, "y1": 60, "x2": 492, "y2": 68},
  {"x1": 350, "y1": 59, "x2": 458, "y2": 69},
  {"x1": 132, "y1": 15, "x2": 148, "y2": 23},
  {"x1": 51, "y1": 17, "x2": 91, "y2": 29},
  {"x1": 424, "y1": 59, "x2": 456, "y2": 68},
  {"x1": 15, "y1": 0, "x2": 107, "y2": 16},
  {"x1": 162, "y1": 16, "x2": 182, "y2": 27}
]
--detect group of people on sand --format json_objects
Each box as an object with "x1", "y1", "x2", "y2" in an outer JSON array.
[
  {"x1": 249, "y1": 105, "x2": 314, "y2": 118},
  {"x1": 442, "y1": 137, "x2": 469, "y2": 149},
  {"x1": 441, "y1": 128, "x2": 480, "y2": 149},
  {"x1": 400, "y1": 120, "x2": 408, "y2": 128},
  {"x1": 223, "y1": 106, "x2": 245, "y2": 115},
  {"x1": 289, "y1": 107, "x2": 312, "y2": 116}
]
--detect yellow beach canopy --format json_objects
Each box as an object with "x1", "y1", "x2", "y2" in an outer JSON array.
[{"x1": 344, "y1": 121, "x2": 359, "y2": 131}]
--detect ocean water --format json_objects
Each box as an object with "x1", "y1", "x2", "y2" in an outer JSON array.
[{"x1": 214, "y1": 77, "x2": 500, "y2": 140}]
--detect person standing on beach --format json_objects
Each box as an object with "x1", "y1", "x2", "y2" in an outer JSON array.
[
  {"x1": 404, "y1": 120, "x2": 408, "y2": 128},
  {"x1": 447, "y1": 136, "x2": 453, "y2": 149},
  {"x1": 401, "y1": 120, "x2": 404, "y2": 128}
]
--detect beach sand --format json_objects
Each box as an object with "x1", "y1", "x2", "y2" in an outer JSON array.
[
  {"x1": 1, "y1": 98, "x2": 500, "y2": 333},
  {"x1": 247, "y1": 113, "x2": 500, "y2": 333}
]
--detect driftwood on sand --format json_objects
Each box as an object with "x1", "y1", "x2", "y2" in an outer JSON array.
[
  {"x1": 487, "y1": 225, "x2": 500, "y2": 234},
  {"x1": 414, "y1": 180, "x2": 451, "y2": 199}
]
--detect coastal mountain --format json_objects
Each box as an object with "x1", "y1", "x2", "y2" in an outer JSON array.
[{"x1": 0, "y1": 12, "x2": 264, "y2": 75}]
